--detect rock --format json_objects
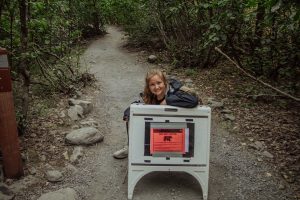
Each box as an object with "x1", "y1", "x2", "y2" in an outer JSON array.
[
  {"x1": 63, "y1": 151, "x2": 69, "y2": 160},
  {"x1": 68, "y1": 99, "x2": 92, "y2": 115},
  {"x1": 80, "y1": 120, "x2": 99, "y2": 127},
  {"x1": 261, "y1": 151, "x2": 274, "y2": 159},
  {"x1": 65, "y1": 127, "x2": 104, "y2": 145},
  {"x1": 0, "y1": 183, "x2": 14, "y2": 200},
  {"x1": 60, "y1": 111, "x2": 66, "y2": 118},
  {"x1": 37, "y1": 188, "x2": 78, "y2": 200},
  {"x1": 224, "y1": 114, "x2": 235, "y2": 121},
  {"x1": 65, "y1": 164, "x2": 78, "y2": 174},
  {"x1": 184, "y1": 78, "x2": 193, "y2": 84},
  {"x1": 257, "y1": 157, "x2": 263, "y2": 162},
  {"x1": 68, "y1": 98, "x2": 77, "y2": 106},
  {"x1": 278, "y1": 184, "x2": 285, "y2": 190},
  {"x1": 248, "y1": 141, "x2": 264, "y2": 150},
  {"x1": 147, "y1": 55, "x2": 157, "y2": 63},
  {"x1": 45, "y1": 170, "x2": 63, "y2": 182},
  {"x1": 207, "y1": 98, "x2": 223, "y2": 108},
  {"x1": 28, "y1": 167, "x2": 37, "y2": 175},
  {"x1": 72, "y1": 125, "x2": 80, "y2": 129},
  {"x1": 70, "y1": 147, "x2": 83, "y2": 164},
  {"x1": 75, "y1": 90, "x2": 82, "y2": 98},
  {"x1": 9, "y1": 175, "x2": 41, "y2": 193},
  {"x1": 0, "y1": 193, "x2": 14, "y2": 200},
  {"x1": 4, "y1": 179, "x2": 13, "y2": 185},
  {"x1": 40, "y1": 155, "x2": 46, "y2": 162},
  {"x1": 67, "y1": 105, "x2": 84, "y2": 121},
  {"x1": 78, "y1": 100, "x2": 93, "y2": 115},
  {"x1": 221, "y1": 109, "x2": 232, "y2": 114}
]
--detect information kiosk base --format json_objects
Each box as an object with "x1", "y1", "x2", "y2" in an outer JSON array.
[{"x1": 128, "y1": 104, "x2": 211, "y2": 200}]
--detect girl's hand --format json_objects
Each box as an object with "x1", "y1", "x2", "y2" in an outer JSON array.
[{"x1": 160, "y1": 99, "x2": 167, "y2": 105}]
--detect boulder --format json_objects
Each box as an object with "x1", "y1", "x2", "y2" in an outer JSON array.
[
  {"x1": 65, "y1": 127, "x2": 104, "y2": 145},
  {"x1": 37, "y1": 188, "x2": 77, "y2": 200}
]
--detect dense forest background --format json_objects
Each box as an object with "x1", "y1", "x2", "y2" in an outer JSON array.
[
  {"x1": 0, "y1": 0, "x2": 299, "y2": 135},
  {"x1": 0, "y1": 0, "x2": 299, "y2": 198}
]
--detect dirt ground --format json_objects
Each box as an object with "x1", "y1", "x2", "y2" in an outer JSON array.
[{"x1": 11, "y1": 26, "x2": 298, "y2": 200}]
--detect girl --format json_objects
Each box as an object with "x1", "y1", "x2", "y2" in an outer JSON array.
[{"x1": 113, "y1": 69, "x2": 200, "y2": 159}]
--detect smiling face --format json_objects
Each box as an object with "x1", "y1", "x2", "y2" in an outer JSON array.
[{"x1": 148, "y1": 74, "x2": 167, "y2": 100}]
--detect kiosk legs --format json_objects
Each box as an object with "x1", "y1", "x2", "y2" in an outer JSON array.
[{"x1": 128, "y1": 166, "x2": 209, "y2": 200}]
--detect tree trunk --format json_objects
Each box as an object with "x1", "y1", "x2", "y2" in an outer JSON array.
[
  {"x1": 19, "y1": 0, "x2": 30, "y2": 126},
  {"x1": 254, "y1": 0, "x2": 265, "y2": 47}
]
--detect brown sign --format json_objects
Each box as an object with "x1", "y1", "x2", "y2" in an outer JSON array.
[{"x1": 0, "y1": 69, "x2": 12, "y2": 92}]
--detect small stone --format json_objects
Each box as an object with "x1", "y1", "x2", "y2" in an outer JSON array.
[
  {"x1": 241, "y1": 142, "x2": 247, "y2": 146},
  {"x1": 37, "y1": 188, "x2": 77, "y2": 200},
  {"x1": 248, "y1": 141, "x2": 264, "y2": 150},
  {"x1": 224, "y1": 114, "x2": 235, "y2": 121},
  {"x1": 0, "y1": 183, "x2": 14, "y2": 200},
  {"x1": 45, "y1": 170, "x2": 63, "y2": 182},
  {"x1": 65, "y1": 164, "x2": 78, "y2": 174},
  {"x1": 67, "y1": 105, "x2": 84, "y2": 121},
  {"x1": 72, "y1": 125, "x2": 80, "y2": 129},
  {"x1": 60, "y1": 111, "x2": 66, "y2": 118},
  {"x1": 70, "y1": 147, "x2": 83, "y2": 164},
  {"x1": 80, "y1": 120, "x2": 99, "y2": 127},
  {"x1": 28, "y1": 167, "x2": 37, "y2": 175},
  {"x1": 207, "y1": 99, "x2": 224, "y2": 108},
  {"x1": 266, "y1": 172, "x2": 272, "y2": 177},
  {"x1": 63, "y1": 151, "x2": 69, "y2": 160},
  {"x1": 184, "y1": 78, "x2": 193, "y2": 84},
  {"x1": 21, "y1": 153, "x2": 27, "y2": 161},
  {"x1": 8, "y1": 175, "x2": 40, "y2": 193},
  {"x1": 40, "y1": 155, "x2": 46, "y2": 162},
  {"x1": 5, "y1": 179, "x2": 13, "y2": 185},
  {"x1": 278, "y1": 184, "x2": 285, "y2": 190},
  {"x1": 257, "y1": 158, "x2": 263, "y2": 162},
  {"x1": 221, "y1": 109, "x2": 232, "y2": 114},
  {"x1": 261, "y1": 151, "x2": 274, "y2": 159},
  {"x1": 254, "y1": 141, "x2": 264, "y2": 149},
  {"x1": 68, "y1": 98, "x2": 77, "y2": 106},
  {"x1": 147, "y1": 55, "x2": 157, "y2": 63},
  {"x1": 75, "y1": 91, "x2": 82, "y2": 98}
]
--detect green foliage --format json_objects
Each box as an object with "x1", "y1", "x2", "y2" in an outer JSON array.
[
  {"x1": 0, "y1": 0, "x2": 106, "y2": 129},
  {"x1": 101, "y1": 0, "x2": 299, "y2": 94}
]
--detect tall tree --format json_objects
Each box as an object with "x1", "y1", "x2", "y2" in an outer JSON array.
[{"x1": 19, "y1": 0, "x2": 30, "y2": 124}]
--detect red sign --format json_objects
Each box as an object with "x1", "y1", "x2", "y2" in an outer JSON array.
[{"x1": 150, "y1": 128, "x2": 185, "y2": 154}]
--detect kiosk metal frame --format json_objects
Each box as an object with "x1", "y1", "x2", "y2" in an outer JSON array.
[{"x1": 128, "y1": 104, "x2": 211, "y2": 200}]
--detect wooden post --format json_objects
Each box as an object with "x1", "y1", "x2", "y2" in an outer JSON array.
[{"x1": 0, "y1": 48, "x2": 24, "y2": 178}]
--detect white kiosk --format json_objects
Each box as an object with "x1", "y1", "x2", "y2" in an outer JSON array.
[{"x1": 128, "y1": 104, "x2": 211, "y2": 200}]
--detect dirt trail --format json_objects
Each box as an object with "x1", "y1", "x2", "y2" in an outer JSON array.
[{"x1": 70, "y1": 26, "x2": 292, "y2": 200}]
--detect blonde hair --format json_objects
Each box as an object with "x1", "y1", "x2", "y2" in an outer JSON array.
[{"x1": 143, "y1": 69, "x2": 168, "y2": 104}]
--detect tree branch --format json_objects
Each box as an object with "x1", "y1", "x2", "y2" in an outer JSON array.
[{"x1": 215, "y1": 47, "x2": 300, "y2": 102}]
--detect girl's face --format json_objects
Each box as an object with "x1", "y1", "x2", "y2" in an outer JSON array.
[{"x1": 148, "y1": 74, "x2": 166, "y2": 99}]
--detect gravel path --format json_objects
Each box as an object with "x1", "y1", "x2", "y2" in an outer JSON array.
[{"x1": 61, "y1": 26, "x2": 293, "y2": 200}]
